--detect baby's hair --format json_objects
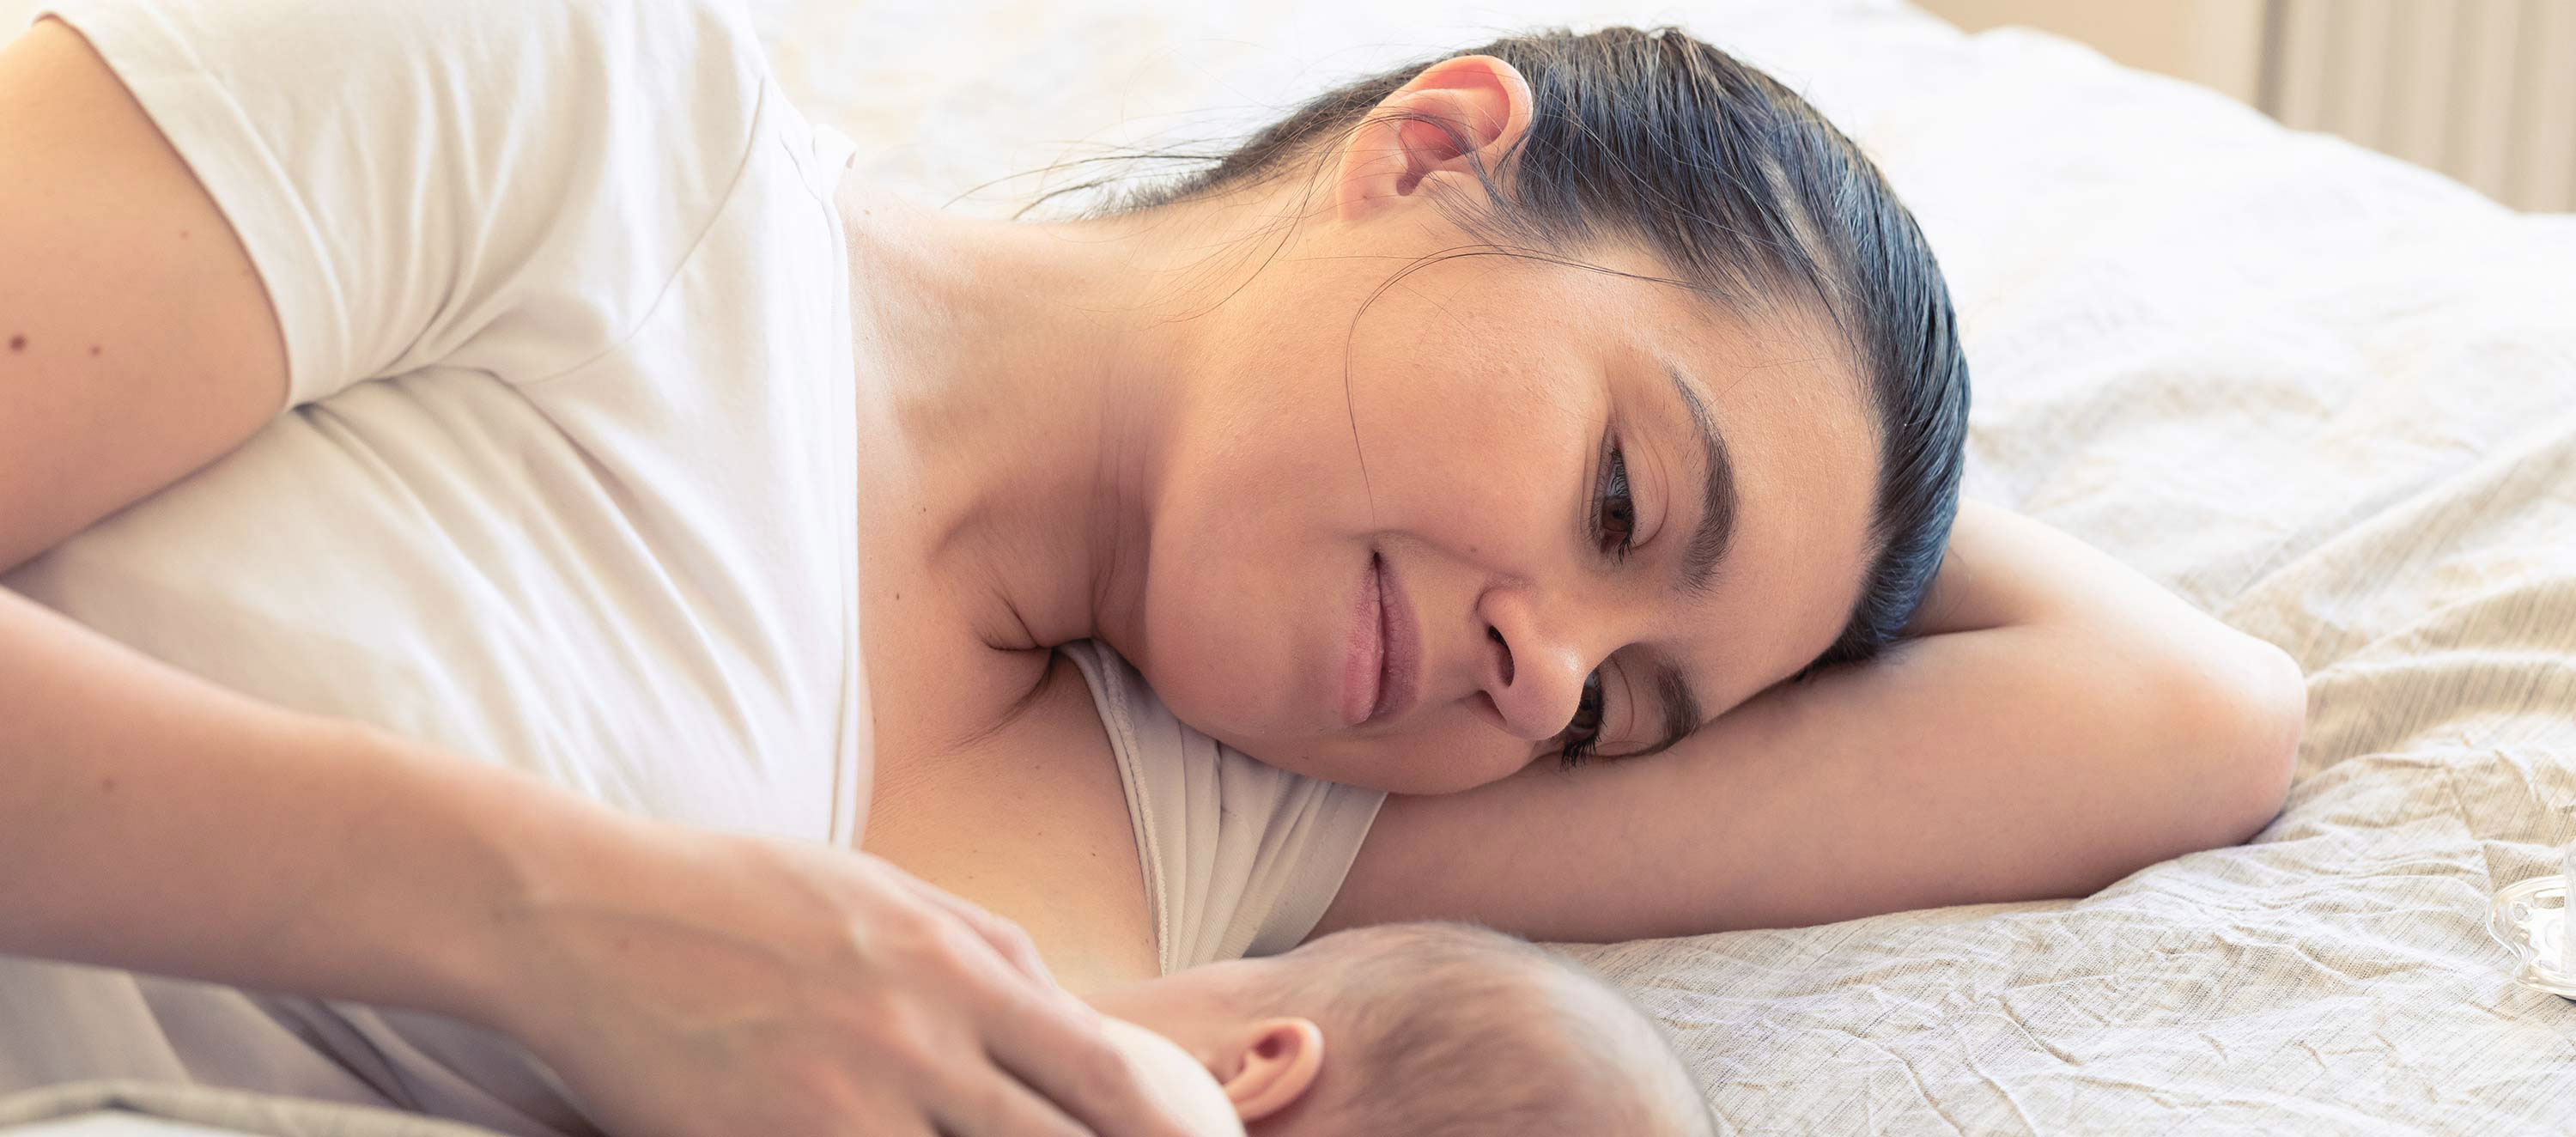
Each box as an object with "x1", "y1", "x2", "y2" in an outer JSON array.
[{"x1": 1261, "y1": 921, "x2": 1716, "y2": 1137}]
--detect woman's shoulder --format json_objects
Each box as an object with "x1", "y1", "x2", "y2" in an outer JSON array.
[{"x1": 36, "y1": 0, "x2": 794, "y2": 398}]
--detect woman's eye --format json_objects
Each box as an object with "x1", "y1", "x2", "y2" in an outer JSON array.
[
  {"x1": 1597, "y1": 441, "x2": 1637, "y2": 562},
  {"x1": 1557, "y1": 668, "x2": 1607, "y2": 769}
]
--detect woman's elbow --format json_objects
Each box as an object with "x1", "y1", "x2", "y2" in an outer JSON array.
[{"x1": 2194, "y1": 633, "x2": 2307, "y2": 845}]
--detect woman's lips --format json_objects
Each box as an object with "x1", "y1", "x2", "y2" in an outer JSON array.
[
  {"x1": 1340, "y1": 557, "x2": 1384, "y2": 727},
  {"x1": 1340, "y1": 551, "x2": 1422, "y2": 728},
  {"x1": 1370, "y1": 555, "x2": 1421, "y2": 724}
]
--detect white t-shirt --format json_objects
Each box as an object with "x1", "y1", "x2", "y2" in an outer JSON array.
[{"x1": 4, "y1": 0, "x2": 867, "y2": 845}]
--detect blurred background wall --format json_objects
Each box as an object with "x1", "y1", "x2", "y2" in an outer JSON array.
[
  {"x1": 4, "y1": 0, "x2": 2565, "y2": 212},
  {"x1": 1920, "y1": 0, "x2": 2575, "y2": 212}
]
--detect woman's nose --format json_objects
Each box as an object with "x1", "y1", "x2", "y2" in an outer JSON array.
[{"x1": 1475, "y1": 588, "x2": 1592, "y2": 741}]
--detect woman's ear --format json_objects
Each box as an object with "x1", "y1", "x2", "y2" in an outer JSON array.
[
  {"x1": 1331, "y1": 53, "x2": 1534, "y2": 223},
  {"x1": 1215, "y1": 1016, "x2": 1327, "y2": 1122}
]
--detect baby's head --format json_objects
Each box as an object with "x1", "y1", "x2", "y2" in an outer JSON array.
[{"x1": 1091, "y1": 921, "x2": 1714, "y2": 1136}]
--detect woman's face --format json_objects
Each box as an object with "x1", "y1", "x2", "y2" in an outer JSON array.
[{"x1": 1130, "y1": 209, "x2": 1883, "y2": 794}]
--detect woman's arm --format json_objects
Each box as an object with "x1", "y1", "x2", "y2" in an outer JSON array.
[
  {"x1": 0, "y1": 581, "x2": 624, "y2": 1022},
  {"x1": 0, "y1": 582, "x2": 1199, "y2": 1137},
  {"x1": 0, "y1": 17, "x2": 290, "y2": 575},
  {"x1": 1313, "y1": 498, "x2": 2306, "y2": 942},
  {"x1": 0, "y1": 22, "x2": 1195, "y2": 1134},
  {"x1": 0, "y1": 18, "x2": 512, "y2": 999}
]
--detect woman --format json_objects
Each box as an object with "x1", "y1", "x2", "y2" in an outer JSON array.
[{"x1": 0, "y1": 0, "x2": 2305, "y2": 1134}]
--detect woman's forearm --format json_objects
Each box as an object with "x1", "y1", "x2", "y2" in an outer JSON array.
[
  {"x1": 1317, "y1": 500, "x2": 2306, "y2": 941},
  {"x1": 0, "y1": 583, "x2": 635, "y2": 1029}
]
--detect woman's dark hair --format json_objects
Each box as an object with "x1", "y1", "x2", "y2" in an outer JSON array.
[{"x1": 1020, "y1": 25, "x2": 1969, "y2": 682}]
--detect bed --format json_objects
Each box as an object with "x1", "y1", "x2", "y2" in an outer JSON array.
[{"x1": 8, "y1": 0, "x2": 2572, "y2": 1133}]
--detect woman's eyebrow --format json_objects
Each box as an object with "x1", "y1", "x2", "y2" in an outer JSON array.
[{"x1": 1666, "y1": 362, "x2": 1737, "y2": 597}]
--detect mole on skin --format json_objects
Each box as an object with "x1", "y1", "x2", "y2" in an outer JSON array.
[{"x1": 8, "y1": 334, "x2": 24, "y2": 352}]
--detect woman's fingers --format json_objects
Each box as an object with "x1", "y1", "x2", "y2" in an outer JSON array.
[
  {"x1": 979, "y1": 984, "x2": 1194, "y2": 1137},
  {"x1": 484, "y1": 826, "x2": 1200, "y2": 1137},
  {"x1": 891, "y1": 871, "x2": 1200, "y2": 1128},
  {"x1": 928, "y1": 1061, "x2": 1091, "y2": 1137},
  {"x1": 875, "y1": 868, "x2": 1185, "y2": 1137},
  {"x1": 900, "y1": 895, "x2": 1190, "y2": 1137},
  {"x1": 895, "y1": 870, "x2": 1060, "y2": 990}
]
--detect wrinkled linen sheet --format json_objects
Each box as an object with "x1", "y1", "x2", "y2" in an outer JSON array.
[
  {"x1": 0, "y1": 1081, "x2": 495, "y2": 1137},
  {"x1": 8, "y1": 0, "x2": 2572, "y2": 1133}
]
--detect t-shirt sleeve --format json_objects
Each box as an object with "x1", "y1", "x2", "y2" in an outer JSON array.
[{"x1": 31, "y1": 0, "x2": 772, "y2": 410}]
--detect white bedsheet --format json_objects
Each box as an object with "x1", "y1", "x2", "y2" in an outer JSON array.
[
  {"x1": 754, "y1": 1, "x2": 2576, "y2": 1133},
  {"x1": 8, "y1": 0, "x2": 2571, "y2": 1134}
]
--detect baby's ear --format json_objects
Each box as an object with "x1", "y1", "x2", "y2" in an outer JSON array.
[{"x1": 1218, "y1": 1017, "x2": 1326, "y2": 1122}]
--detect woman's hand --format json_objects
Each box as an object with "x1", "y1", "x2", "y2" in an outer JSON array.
[{"x1": 482, "y1": 818, "x2": 1195, "y2": 1137}]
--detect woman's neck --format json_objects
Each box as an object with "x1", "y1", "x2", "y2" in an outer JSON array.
[{"x1": 836, "y1": 181, "x2": 1257, "y2": 660}]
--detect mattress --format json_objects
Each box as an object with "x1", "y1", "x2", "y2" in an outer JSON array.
[{"x1": 9, "y1": 0, "x2": 2573, "y2": 1133}]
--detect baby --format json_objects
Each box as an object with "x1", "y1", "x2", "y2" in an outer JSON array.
[{"x1": 1091, "y1": 921, "x2": 1716, "y2": 1137}]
